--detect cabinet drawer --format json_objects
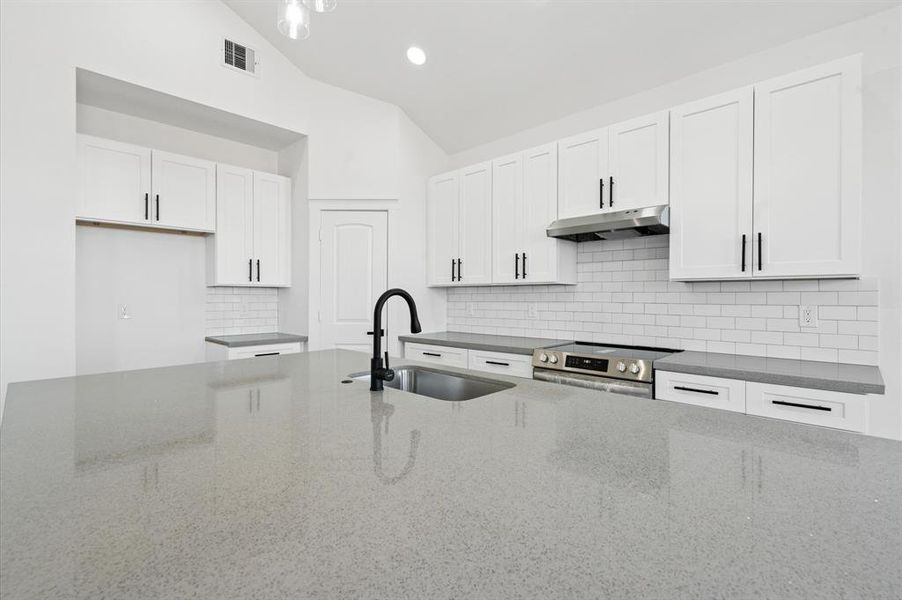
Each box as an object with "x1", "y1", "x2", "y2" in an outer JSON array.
[
  {"x1": 746, "y1": 382, "x2": 867, "y2": 433},
  {"x1": 403, "y1": 343, "x2": 468, "y2": 368},
  {"x1": 468, "y1": 350, "x2": 533, "y2": 379},
  {"x1": 655, "y1": 371, "x2": 746, "y2": 413},
  {"x1": 230, "y1": 342, "x2": 302, "y2": 360}
]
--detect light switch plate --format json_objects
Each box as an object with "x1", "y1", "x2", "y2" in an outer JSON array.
[
  {"x1": 800, "y1": 305, "x2": 818, "y2": 328},
  {"x1": 527, "y1": 303, "x2": 539, "y2": 319}
]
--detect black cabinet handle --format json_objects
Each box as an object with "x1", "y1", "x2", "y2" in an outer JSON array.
[
  {"x1": 609, "y1": 176, "x2": 615, "y2": 207},
  {"x1": 757, "y1": 232, "x2": 762, "y2": 271},
  {"x1": 485, "y1": 361, "x2": 510, "y2": 367},
  {"x1": 772, "y1": 400, "x2": 831, "y2": 412},
  {"x1": 741, "y1": 234, "x2": 747, "y2": 272},
  {"x1": 674, "y1": 386, "x2": 719, "y2": 396},
  {"x1": 599, "y1": 179, "x2": 604, "y2": 208},
  {"x1": 144, "y1": 193, "x2": 149, "y2": 220},
  {"x1": 254, "y1": 352, "x2": 280, "y2": 357},
  {"x1": 256, "y1": 259, "x2": 260, "y2": 282},
  {"x1": 248, "y1": 259, "x2": 253, "y2": 282},
  {"x1": 422, "y1": 352, "x2": 442, "y2": 357},
  {"x1": 457, "y1": 258, "x2": 462, "y2": 281},
  {"x1": 514, "y1": 253, "x2": 520, "y2": 279},
  {"x1": 522, "y1": 252, "x2": 527, "y2": 279},
  {"x1": 155, "y1": 194, "x2": 159, "y2": 221},
  {"x1": 451, "y1": 259, "x2": 456, "y2": 282}
]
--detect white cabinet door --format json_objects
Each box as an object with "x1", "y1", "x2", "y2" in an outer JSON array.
[
  {"x1": 77, "y1": 134, "x2": 151, "y2": 225},
  {"x1": 557, "y1": 128, "x2": 609, "y2": 218},
  {"x1": 210, "y1": 164, "x2": 254, "y2": 285},
  {"x1": 253, "y1": 171, "x2": 291, "y2": 286},
  {"x1": 458, "y1": 162, "x2": 493, "y2": 285},
  {"x1": 427, "y1": 172, "x2": 460, "y2": 286},
  {"x1": 607, "y1": 110, "x2": 669, "y2": 212},
  {"x1": 753, "y1": 56, "x2": 861, "y2": 278},
  {"x1": 670, "y1": 88, "x2": 754, "y2": 280},
  {"x1": 521, "y1": 143, "x2": 562, "y2": 283},
  {"x1": 746, "y1": 382, "x2": 867, "y2": 433},
  {"x1": 491, "y1": 153, "x2": 523, "y2": 284},
  {"x1": 151, "y1": 150, "x2": 216, "y2": 232}
]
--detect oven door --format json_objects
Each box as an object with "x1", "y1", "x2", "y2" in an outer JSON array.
[{"x1": 533, "y1": 368, "x2": 653, "y2": 398}]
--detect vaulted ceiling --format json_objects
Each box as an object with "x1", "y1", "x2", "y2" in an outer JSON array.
[{"x1": 225, "y1": 0, "x2": 898, "y2": 154}]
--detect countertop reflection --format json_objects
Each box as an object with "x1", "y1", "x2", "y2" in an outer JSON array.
[{"x1": 1, "y1": 350, "x2": 900, "y2": 599}]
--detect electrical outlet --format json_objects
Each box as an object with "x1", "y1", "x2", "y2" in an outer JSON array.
[
  {"x1": 527, "y1": 303, "x2": 539, "y2": 319},
  {"x1": 799, "y1": 305, "x2": 818, "y2": 328},
  {"x1": 467, "y1": 302, "x2": 477, "y2": 316},
  {"x1": 118, "y1": 304, "x2": 131, "y2": 320}
]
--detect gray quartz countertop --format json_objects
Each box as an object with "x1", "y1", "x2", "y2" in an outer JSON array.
[
  {"x1": 2, "y1": 350, "x2": 900, "y2": 599},
  {"x1": 205, "y1": 332, "x2": 308, "y2": 347},
  {"x1": 398, "y1": 331, "x2": 572, "y2": 355},
  {"x1": 655, "y1": 350, "x2": 885, "y2": 395}
]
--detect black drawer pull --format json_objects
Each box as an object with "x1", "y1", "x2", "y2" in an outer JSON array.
[
  {"x1": 485, "y1": 361, "x2": 510, "y2": 366},
  {"x1": 674, "y1": 386, "x2": 719, "y2": 396},
  {"x1": 422, "y1": 352, "x2": 442, "y2": 357},
  {"x1": 254, "y1": 352, "x2": 280, "y2": 357},
  {"x1": 772, "y1": 400, "x2": 831, "y2": 412}
]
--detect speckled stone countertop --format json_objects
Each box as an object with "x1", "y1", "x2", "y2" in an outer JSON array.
[
  {"x1": 655, "y1": 350, "x2": 885, "y2": 395},
  {"x1": 205, "y1": 332, "x2": 308, "y2": 347},
  {"x1": 2, "y1": 350, "x2": 900, "y2": 599},
  {"x1": 399, "y1": 331, "x2": 572, "y2": 355}
]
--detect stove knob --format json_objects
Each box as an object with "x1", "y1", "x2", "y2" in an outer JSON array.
[
  {"x1": 538, "y1": 353, "x2": 549, "y2": 363},
  {"x1": 629, "y1": 363, "x2": 641, "y2": 375},
  {"x1": 548, "y1": 354, "x2": 559, "y2": 364},
  {"x1": 617, "y1": 361, "x2": 627, "y2": 373}
]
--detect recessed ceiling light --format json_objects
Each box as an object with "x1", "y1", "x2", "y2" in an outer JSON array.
[{"x1": 406, "y1": 46, "x2": 427, "y2": 66}]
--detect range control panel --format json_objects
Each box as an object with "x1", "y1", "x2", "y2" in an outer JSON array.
[
  {"x1": 564, "y1": 356, "x2": 609, "y2": 372},
  {"x1": 532, "y1": 350, "x2": 653, "y2": 383}
]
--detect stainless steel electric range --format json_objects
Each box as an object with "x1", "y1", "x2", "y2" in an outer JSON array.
[{"x1": 532, "y1": 342, "x2": 682, "y2": 398}]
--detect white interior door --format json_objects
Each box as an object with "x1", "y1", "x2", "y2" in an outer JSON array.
[
  {"x1": 491, "y1": 153, "x2": 523, "y2": 284},
  {"x1": 77, "y1": 134, "x2": 151, "y2": 225},
  {"x1": 151, "y1": 150, "x2": 216, "y2": 231},
  {"x1": 458, "y1": 162, "x2": 493, "y2": 285},
  {"x1": 521, "y1": 143, "x2": 559, "y2": 283},
  {"x1": 318, "y1": 210, "x2": 388, "y2": 352},
  {"x1": 214, "y1": 165, "x2": 254, "y2": 285},
  {"x1": 426, "y1": 172, "x2": 460, "y2": 285},
  {"x1": 753, "y1": 56, "x2": 861, "y2": 278},
  {"x1": 253, "y1": 171, "x2": 291, "y2": 286},
  {"x1": 557, "y1": 128, "x2": 609, "y2": 218},
  {"x1": 669, "y1": 88, "x2": 754, "y2": 280},
  {"x1": 607, "y1": 110, "x2": 669, "y2": 212}
]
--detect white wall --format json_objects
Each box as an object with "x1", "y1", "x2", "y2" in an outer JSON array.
[
  {"x1": 0, "y1": 0, "x2": 445, "y2": 417},
  {"x1": 76, "y1": 226, "x2": 207, "y2": 375},
  {"x1": 447, "y1": 8, "x2": 902, "y2": 439}
]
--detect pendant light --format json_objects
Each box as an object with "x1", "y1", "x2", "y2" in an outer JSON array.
[
  {"x1": 303, "y1": 0, "x2": 337, "y2": 13},
  {"x1": 277, "y1": 0, "x2": 311, "y2": 40}
]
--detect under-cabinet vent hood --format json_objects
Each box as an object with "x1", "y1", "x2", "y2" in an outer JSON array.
[{"x1": 546, "y1": 205, "x2": 670, "y2": 242}]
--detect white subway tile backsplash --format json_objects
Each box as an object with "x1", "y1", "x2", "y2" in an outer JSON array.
[
  {"x1": 446, "y1": 235, "x2": 879, "y2": 365},
  {"x1": 205, "y1": 287, "x2": 279, "y2": 336}
]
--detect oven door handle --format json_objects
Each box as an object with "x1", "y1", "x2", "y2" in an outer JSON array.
[{"x1": 532, "y1": 368, "x2": 652, "y2": 398}]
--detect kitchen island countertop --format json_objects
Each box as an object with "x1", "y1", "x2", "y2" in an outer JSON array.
[{"x1": 1, "y1": 349, "x2": 900, "y2": 599}]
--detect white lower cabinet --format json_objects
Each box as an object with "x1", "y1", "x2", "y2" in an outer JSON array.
[
  {"x1": 403, "y1": 342, "x2": 469, "y2": 368},
  {"x1": 468, "y1": 350, "x2": 533, "y2": 378},
  {"x1": 656, "y1": 371, "x2": 869, "y2": 433},
  {"x1": 745, "y1": 382, "x2": 868, "y2": 433},
  {"x1": 655, "y1": 371, "x2": 746, "y2": 413},
  {"x1": 206, "y1": 341, "x2": 304, "y2": 362}
]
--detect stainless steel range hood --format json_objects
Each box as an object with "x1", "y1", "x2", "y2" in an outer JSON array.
[{"x1": 546, "y1": 205, "x2": 670, "y2": 242}]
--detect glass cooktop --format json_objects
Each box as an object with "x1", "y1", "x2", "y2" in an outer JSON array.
[{"x1": 545, "y1": 342, "x2": 682, "y2": 362}]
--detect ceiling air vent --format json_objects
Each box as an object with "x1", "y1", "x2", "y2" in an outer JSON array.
[{"x1": 223, "y1": 38, "x2": 258, "y2": 76}]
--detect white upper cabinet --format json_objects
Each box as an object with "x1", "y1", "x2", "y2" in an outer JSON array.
[
  {"x1": 426, "y1": 172, "x2": 460, "y2": 286},
  {"x1": 208, "y1": 167, "x2": 292, "y2": 287},
  {"x1": 670, "y1": 88, "x2": 754, "y2": 280},
  {"x1": 669, "y1": 56, "x2": 862, "y2": 281},
  {"x1": 607, "y1": 111, "x2": 669, "y2": 212},
  {"x1": 458, "y1": 162, "x2": 493, "y2": 285},
  {"x1": 78, "y1": 135, "x2": 151, "y2": 225},
  {"x1": 151, "y1": 150, "x2": 216, "y2": 232},
  {"x1": 493, "y1": 144, "x2": 576, "y2": 285},
  {"x1": 557, "y1": 128, "x2": 609, "y2": 218},
  {"x1": 753, "y1": 56, "x2": 861, "y2": 278},
  {"x1": 78, "y1": 135, "x2": 214, "y2": 233}
]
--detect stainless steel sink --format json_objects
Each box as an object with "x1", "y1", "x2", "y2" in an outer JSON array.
[{"x1": 350, "y1": 366, "x2": 515, "y2": 401}]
